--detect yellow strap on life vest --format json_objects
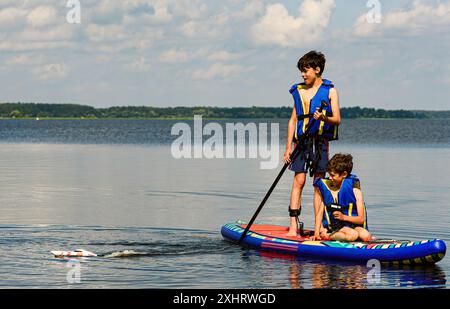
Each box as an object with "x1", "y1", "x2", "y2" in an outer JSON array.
[
  {"x1": 322, "y1": 179, "x2": 334, "y2": 193},
  {"x1": 293, "y1": 84, "x2": 306, "y2": 141},
  {"x1": 324, "y1": 208, "x2": 332, "y2": 226},
  {"x1": 348, "y1": 203, "x2": 353, "y2": 216},
  {"x1": 362, "y1": 204, "x2": 367, "y2": 229},
  {"x1": 323, "y1": 180, "x2": 338, "y2": 227},
  {"x1": 318, "y1": 110, "x2": 326, "y2": 135},
  {"x1": 297, "y1": 85, "x2": 308, "y2": 133}
]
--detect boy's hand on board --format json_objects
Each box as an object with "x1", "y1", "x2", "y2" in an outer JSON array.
[{"x1": 311, "y1": 233, "x2": 322, "y2": 241}]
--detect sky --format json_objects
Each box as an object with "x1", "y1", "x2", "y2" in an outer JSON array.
[{"x1": 0, "y1": 0, "x2": 450, "y2": 110}]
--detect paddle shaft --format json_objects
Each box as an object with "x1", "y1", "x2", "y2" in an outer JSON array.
[{"x1": 237, "y1": 101, "x2": 329, "y2": 244}]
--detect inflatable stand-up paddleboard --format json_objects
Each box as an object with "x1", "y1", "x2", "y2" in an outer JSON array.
[
  {"x1": 51, "y1": 249, "x2": 97, "y2": 258},
  {"x1": 221, "y1": 221, "x2": 446, "y2": 265}
]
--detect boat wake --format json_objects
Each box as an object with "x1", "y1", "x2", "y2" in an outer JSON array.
[
  {"x1": 103, "y1": 250, "x2": 142, "y2": 258},
  {"x1": 101, "y1": 239, "x2": 235, "y2": 258}
]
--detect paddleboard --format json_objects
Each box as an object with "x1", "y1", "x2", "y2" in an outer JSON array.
[{"x1": 221, "y1": 222, "x2": 446, "y2": 265}]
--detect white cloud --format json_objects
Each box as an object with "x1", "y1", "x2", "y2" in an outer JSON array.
[
  {"x1": 0, "y1": 4, "x2": 73, "y2": 52},
  {"x1": 410, "y1": 58, "x2": 438, "y2": 72},
  {"x1": 95, "y1": 55, "x2": 113, "y2": 63},
  {"x1": 142, "y1": 5, "x2": 171, "y2": 24},
  {"x1": 33, "y1": 63, "x2": 71, "y2": 81},
  {"x1": 0, "y1": 7, "x2": 27, "y2": 29},
  {"x1": 158, "y1": 49, "x2": 189, "y2": 63},
  {"x1": 352, "y1": 13, "x2": 382, "y2": 38},
  {"x1": 0, "y1": 0, "x2": 22, "y2": 9},
  {"x1": 6, "y1": 55, "x2": 31, "y2": 65},
  {"x1": 158, "y1": 48, "x2": 243, "y2": 64},
  {"x1": 180, "y1": 20, "x2": 216, "y2": 39},
  {"x1": 92, "y1": 0, "x2": 206, "y2": 26},
  {"x1": 78, "y1": 36, "x2": 157, "y2": 54},
  {"x1": 21, "y1": 24, "x2": 73, "y2": 41},
  {"x1": 127, "y1": 56, "x2": 151, "y2": 72},
  {"x1": 88, "y1": 0, "x2": 124, "y2": 24},
  {"x1": 206, "y1": 51, "x2": 243, "y2": 62},
  {"x1": 123, "y1": 3, "x2": 172, "y2": 26},
  {"x1": 180, "y1": 11, "x2": 230, "y2": 39},
  {"x1": 86, "y1": 24, "x2": 126, "y2": 42},
  {"x1": 0, "y1": 41, "x2": 75, "y2": 52},
  {"x1": 353, "y1": 0, "x2": 450, "y2": 37},
  {"x1": 233, "y1": 0, "x2": 264, "y2": 20},
  {"x1": 72, "y1": 81, "x2": 114, "y2": 95},
  {"x1": 191, "y1": 63, "x2": 253, "y2": 80},
  {"x1": 6, "y1": 55, "x2": 45, "y2": 66},
  {"x1": 353, "y1": 58, "x2": 382, "y2": 70},
  {"x1": 27, "y1": 6, "x2": 59, "y2": 27},
  {"x1": 251, "y1": 0, "x2": 336, "y2": 47},
  {"x1": 167, "y1": 0, "x2": 208, "y2": 19}
]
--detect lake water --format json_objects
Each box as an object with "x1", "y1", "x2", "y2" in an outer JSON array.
[{"x1": 0, "y1": 119, "x2": 449, "y2": 288}]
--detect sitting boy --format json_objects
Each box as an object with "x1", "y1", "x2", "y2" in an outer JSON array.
[{"x1": 312, "y1": 153, "x2": 372, "y2": 242}]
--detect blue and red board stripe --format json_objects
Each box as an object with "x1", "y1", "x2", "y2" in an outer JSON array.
[{"x1": 261, "y1": 242, "x2": 298, "y2": 252}]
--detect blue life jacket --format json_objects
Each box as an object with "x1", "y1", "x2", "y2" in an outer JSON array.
[
  {"x1": 313, "y1": 175, "x2": 368, "y2": 231},
  {"x1": 289, "y1": 79, "x2": 338, "y2": 141}
]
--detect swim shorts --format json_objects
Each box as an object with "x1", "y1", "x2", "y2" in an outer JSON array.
[{"x1": 288, "y1": 138, "x2": 329, "y2": 174}]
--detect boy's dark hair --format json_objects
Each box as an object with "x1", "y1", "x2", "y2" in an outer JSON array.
[
  {"x1": 327, "y1": 153, "x2": 353, "y2": 175},
  {"x1": 297, "y1": 51, "x2": 326, "y2": 76}
]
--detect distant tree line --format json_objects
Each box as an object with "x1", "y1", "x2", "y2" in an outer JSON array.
[
  {"x1": 1, "y1": 102, "x2": 449, "y2": 119},
  {"x1": 0, "y1": 103, "x2": 98, "y2": 118}
]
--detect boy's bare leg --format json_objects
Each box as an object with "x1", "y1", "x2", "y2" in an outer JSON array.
[
  {"x1": 355, "y1": 227, "x2": 372, "y2": 242},
  {"x1": 287, "y1": 172, "x2": 306, "y2": 236},
  {"x1": 330, "y1": 227, "x2": 359, "y2": 242}
]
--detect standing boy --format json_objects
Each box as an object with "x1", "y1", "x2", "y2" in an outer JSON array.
[{"x1": 283, "y1": 51, "x2": 341, "y2": 236}]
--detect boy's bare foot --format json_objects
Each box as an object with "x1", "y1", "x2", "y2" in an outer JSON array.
[{"x1": 285, "y1": 230, "x2": 298, "y2": 237}]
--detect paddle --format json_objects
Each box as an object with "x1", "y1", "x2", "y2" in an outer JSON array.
[{"x1": 237, "y1": 100, "x2": 329, "y2": 244}]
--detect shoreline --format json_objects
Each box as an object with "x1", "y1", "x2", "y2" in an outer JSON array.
[{"x1": 1, "y1": 117, "x2": 449, "y2": 121}]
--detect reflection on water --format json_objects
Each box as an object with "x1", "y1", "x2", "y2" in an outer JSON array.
[
  {"x1": 310, "y1": 263, "x2": 367, "y2": 289},
  {"x1": 257, "y1": 251, "x2": 446, "y2": 289},
  {"x1": 386, "y1": 265, "x2": 447, "y2": 288}
]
